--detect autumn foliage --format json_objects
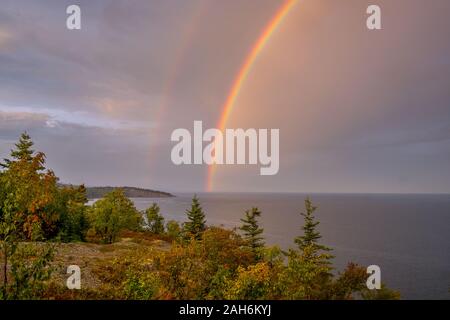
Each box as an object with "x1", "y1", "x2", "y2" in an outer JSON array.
[{"x1": 0, "y1": 133, "x2": 399, "y2": 300}]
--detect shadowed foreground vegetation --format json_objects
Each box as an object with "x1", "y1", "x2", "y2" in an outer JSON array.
[{"x1": 0, "y1": 133, "x2": 400, "y2": 300}]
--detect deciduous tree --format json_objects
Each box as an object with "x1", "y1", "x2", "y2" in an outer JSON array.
[
  {"x1": 88, "y1": 189, "x2": 142, "y2": 243},
  {"x1": 145, "y1": 203, "x2": 165, "y2": 235}
]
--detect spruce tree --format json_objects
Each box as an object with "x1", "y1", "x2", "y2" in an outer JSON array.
[
  {"x1": 282, "y1": 198, "x2": 334, "y2": 299},
  {"x1": 294, "y1": 197, "x2": 333, "y2": 263},
  {"x1": 183, "y1": 195, "x2": 206, "y2": 240},
  {"x1": 1, "y1": 132, "x2": 35, "y2": 168},
  {"x1": 240, "y1": 207, "x2": 265, "y2": 260}
]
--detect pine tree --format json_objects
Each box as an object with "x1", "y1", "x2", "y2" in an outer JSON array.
[
  {"x1": 282, "y1": 198, "x2": 334, "y2": 299},
  {"x1": 1, "y1": 132, "x2": 36, "y2": 168},
  {"x1": 145, "y1": 203, "x2": 165, "y2": 235},
  {"x1": 183, "y1": 195, "x2": 206, "y2": 240},
  {"x1": 240, "y1": 207, "x2": 265, "y2": 260},
  {"x1": 294, "y1": 197, "x2": 333, "y2": 264}
]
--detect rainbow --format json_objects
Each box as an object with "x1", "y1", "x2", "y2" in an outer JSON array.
[
  {"x1": 207, "y1": 0, "x2": 298, "y2": 191},
  {"x1": 148, "y1": 2, "x2": 207, "y2": 173}
]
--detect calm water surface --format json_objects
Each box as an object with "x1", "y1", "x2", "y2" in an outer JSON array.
[{"x1": 97, "y1": 193, "x2": 450, "y2": 299}]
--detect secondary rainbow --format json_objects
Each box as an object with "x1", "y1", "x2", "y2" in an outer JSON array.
[{"x1": 207, "y1": 0, "x2": 298, "y2": 191}]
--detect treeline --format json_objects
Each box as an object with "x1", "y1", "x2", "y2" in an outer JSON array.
[
  {"x1": 0, "y1": 133, "x2": 399, "y2": 300},
  {"x1": 69, "y1": 186, "x2": 173, "y2": 199}
]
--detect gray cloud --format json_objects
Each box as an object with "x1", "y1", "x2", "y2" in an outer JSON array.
[{"x1": 0, "y1": 0, "x2": 449, "y2": 193}]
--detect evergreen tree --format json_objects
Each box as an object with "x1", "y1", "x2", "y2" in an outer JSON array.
[
  {"x1": 239, "y1": 207, "x2": 265, "y2": 260},
  {"x1": 0, "y1": 132, "x2": 59, "y2": 240},
  {"x1": 282, "y1": 197, "x2": 334, "y2": 299},
  {"x1": 1, "y1": 132, "x2": 36, "y2": 168},
  {"x1": 294, "y1": 197, "x2": 332, "y2": 259},
  {"x1": 183, "y1": 195, "x2": 206, "y2": 240},
  {"x1": 145, "y1": 203, "x2": 165, "y2": 235},
  {"x1": 0, "y1": 132, "x2": 57, "y2": 298}
]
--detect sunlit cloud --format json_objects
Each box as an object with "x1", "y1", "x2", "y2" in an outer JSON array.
[{"x1": 0, "y1": 105, "x2": 150, "y2": 130}]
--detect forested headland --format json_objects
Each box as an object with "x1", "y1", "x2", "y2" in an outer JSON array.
[{"x1": 59, "y1": 185, "x2": 173, "y2": 199}]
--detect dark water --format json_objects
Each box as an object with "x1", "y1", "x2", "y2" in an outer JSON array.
[{"x1": 128, "y1": 193, "x2": 450, "y2": 299}]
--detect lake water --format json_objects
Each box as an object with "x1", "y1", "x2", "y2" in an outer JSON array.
[{"x1": 108, "y1": 193, "x2": 450, "y2": 299}]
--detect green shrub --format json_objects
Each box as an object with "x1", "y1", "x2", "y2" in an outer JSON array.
[
  {"x1": 166, "y1": 220, "x2": 181, "y2": 241},
  {"x1": 88, "y1": 189, "x2": 142, "y2": 243},
  {"x1": 145, "y1": 203, "x2": 165, "y2": 235}
]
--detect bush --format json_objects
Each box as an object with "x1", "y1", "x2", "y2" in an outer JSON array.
[
  {"x1": 153, "y1": 227, "x2": 253, "y2": 299},
  {"x1": 88, "y1": 189, "x2": 143, "y2": 243},
  {"x1": 361, "y1": 284, "x2": 401, "y2": 300},
  {"x1": 166, "y1": 220, "x2": 181, "y2": 241},
  {"x1": 0, "y1": 243, "x2": 54, "y2": 300},
  {"x1": 145, "y1": 203, "x2": 165, "y2": 235},
  {"x1": 224, "y1": 263, "x2": 273, "y2": 300},
  {"x1": 123, "y1": 272, "x2": 160, "y2": 300}
]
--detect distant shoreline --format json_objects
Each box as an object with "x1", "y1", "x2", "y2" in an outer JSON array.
[{"x1": 60, "y1": 184, "x2": 174, "y2": 199}]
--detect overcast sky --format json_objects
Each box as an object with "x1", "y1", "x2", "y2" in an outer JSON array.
[{"x1": 0, "y1": 0, "x2": 449, "y2": 193}]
